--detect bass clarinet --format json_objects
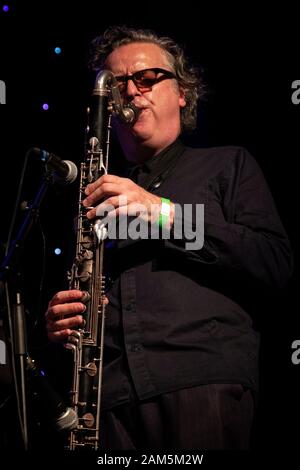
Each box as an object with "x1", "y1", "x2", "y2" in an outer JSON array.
[{"x1": 66, "y1": 70, "x2": 139, "y2": 449}]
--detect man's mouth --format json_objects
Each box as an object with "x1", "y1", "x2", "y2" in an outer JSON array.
[{"x1": 133, "y1": 108, "x2": 150, "y2": 126}]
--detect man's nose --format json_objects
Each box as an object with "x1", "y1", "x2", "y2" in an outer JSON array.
[{"x1": 125, "y1": 78, "x2": 141, "y2": 97}]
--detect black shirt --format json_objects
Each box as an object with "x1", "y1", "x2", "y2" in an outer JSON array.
[{"x1": 101, "y1": 141, "x2": 292, "y2": 411}]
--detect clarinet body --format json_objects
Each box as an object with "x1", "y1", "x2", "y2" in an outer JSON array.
[{"x1": 66, "y1": 70, "x2": 139, "y2": 450}]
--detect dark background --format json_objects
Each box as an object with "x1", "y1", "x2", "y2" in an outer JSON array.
[{"x1": 0, "y1": 0, "x2": 299, "y2": 454}]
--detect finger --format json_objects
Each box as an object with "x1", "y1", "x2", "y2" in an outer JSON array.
[
  {"x1": 46, "y1": 314, "x2": 84, "y2": 332},
  {"x1": 84, "y1": 177, "x2": 136, "y2": 205},
  {"x1": 85, "y1": 174, "x2": 123, "y2": 196},
  {"x1": 92, "y1": 203, "x2": 147, "y2": 221},
  {"x1": 87, "y1": 195, "x2": 129, "y2": 219},
  {"x1": 48, "y1": 290, "x2": 84, "y2": 307},
  {"x1": 83, "y1": 183, "x2": 123, "y2": 208},
  {"x1": 45, "y1": 302, "x2": 86, "y2": 322},
  {"x1": 48, "y1": 328, "x2": 73, "y2": 343}
]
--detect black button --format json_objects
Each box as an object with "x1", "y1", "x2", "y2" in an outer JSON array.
[{"x1": 125, "y1": 304, "x2": 132, "y2": 311}]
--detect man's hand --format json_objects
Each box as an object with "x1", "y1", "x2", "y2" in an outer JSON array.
[
  {"x1": 83, "y1": 174, "x2": 174, "y2": 225},
  {"x1": 45, "y1": 290, "x2": 109, "y2": 343},
  {"x1": 45, "y1": 290, "x2": 86, "y2": 342}
]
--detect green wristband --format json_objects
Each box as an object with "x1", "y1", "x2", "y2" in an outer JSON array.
[{"x1": 158, "y1": 197, "x2": 171, "y2": 228}]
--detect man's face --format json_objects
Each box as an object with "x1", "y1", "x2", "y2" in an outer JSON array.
[{"x1": 105, "y1": 42, "x2": 186, "y2": 158}]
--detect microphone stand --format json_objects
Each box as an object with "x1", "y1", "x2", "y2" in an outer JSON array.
[
  {"x1": 1, "y1": 172, "x2": 53, "y2": 282},
  {"x1": 13, "y1": 290, "x2": 28, "y2": 449},
  {"x1": 0, "y1": 172, "x2": 53, "y2": 450}
]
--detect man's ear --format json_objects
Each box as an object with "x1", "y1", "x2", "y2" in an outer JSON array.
[{"x1": 179, "y1": 87, "x2": 187, "y2": 108}]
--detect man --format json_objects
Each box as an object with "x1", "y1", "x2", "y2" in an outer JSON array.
[{"x1": 45, "y1": 26, "x2": 292, "y2": 449}]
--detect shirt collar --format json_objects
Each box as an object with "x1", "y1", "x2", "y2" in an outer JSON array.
[
  {"x1": 126, "y1": 138, "x2": 185, "y2": 180},
  {"x1": 142, "y1": 138, "x2": 184, "y2": 172}
]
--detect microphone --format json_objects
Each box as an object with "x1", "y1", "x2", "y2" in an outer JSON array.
[
  {"x1": 31, "y1": 147, "x2": 78, "y2": 185},
  {"x1": 27, "y1": 356, "x2": 78, "y2": 432}
]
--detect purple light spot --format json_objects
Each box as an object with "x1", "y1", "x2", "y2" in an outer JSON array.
[
  {"x1": 42, "y1": 103, "x2": 49, "y2": 111},
  {"x1": 3, "y1": 5, "x2": 9, "y2": 12}
]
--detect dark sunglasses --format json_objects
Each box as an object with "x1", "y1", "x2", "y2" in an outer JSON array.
[{"x1": 115, "y1": 67, "x2": 176, "y2": 93}]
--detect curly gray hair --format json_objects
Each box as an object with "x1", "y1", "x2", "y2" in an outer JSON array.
[{"x1": 89, "y1": 26, "x2": 204, "y2": 132}]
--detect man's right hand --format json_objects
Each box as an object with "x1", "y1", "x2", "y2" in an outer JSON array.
[{"x1": 45, "y1": 290, "x2": 86, "y2": 342}]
